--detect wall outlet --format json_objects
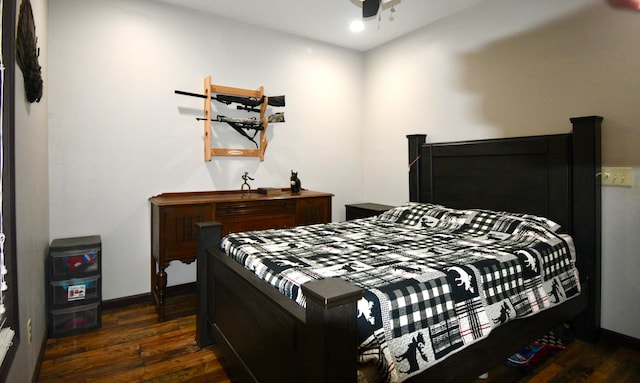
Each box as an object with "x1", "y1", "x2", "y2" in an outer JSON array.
[
  {"x1": 27, "y1": 319, "x2": 32, "y2": 344},
  {"x1": 602, "y1": 167, "x2": 632, "y2": 187}
]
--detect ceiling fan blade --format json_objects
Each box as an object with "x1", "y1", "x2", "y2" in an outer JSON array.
[{"x1": 362, "y1": 0, "x2": 381, "y2": 18}]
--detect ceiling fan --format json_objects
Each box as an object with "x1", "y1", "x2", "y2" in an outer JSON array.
[
  {"x1": 362, "y1": 0, "x2": 380, "y2": 17},
  {"x1": 353, "y1": 0, "x2": 401, "y2": 18}
]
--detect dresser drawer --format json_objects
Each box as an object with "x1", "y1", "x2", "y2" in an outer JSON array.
[
  {"x1": 216, "y1": 200, "x2": 296, "y2": 218},
  {"x1": 216, "y1": 200, "x2": 297, "y2": 234},
  {"x1": 222, "y1": 214, "x2": 297, "y2": 235}
]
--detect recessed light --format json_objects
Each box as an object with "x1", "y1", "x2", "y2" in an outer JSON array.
[{"x1": 350, "y1": 19, "x2": 365, "y2": 33}]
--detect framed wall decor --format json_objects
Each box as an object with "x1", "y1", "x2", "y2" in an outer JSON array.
[{"x1": 16, "y1": 0, "x2": 42, "y2": 103}]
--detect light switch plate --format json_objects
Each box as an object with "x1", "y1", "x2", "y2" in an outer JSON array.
[{"x1": 601, "y1": 167, "x2": 632, "y2": 187}]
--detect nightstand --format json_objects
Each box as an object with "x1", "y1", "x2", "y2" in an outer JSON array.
[{"x1": 345, "y1": 203, "x2": 395, "y2": 220}]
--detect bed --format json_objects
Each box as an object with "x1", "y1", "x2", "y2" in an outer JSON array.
[{"x1": 195, "y1": 115, "x2": 602, "y2": 383}]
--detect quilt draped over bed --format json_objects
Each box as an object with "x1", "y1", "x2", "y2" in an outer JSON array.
[{"x1": 221, "y1": 202, "x2": 581, "y2": 383}]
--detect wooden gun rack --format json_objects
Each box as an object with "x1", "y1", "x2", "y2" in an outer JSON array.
[{"x1": 203, "y1": 75, "x2": 269, "y2": 161}]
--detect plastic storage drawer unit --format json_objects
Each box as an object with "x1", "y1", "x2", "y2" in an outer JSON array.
[
  {"x1": 47, "y1": 235, "x2": 102, "y2": 337},
  {"x1": 49, "y1": 302, "x2": 101, "y2": 337},
  {"x1": 49, "y1": 236, "x2": 101, "y2": 278},
  {"x1": 50, "y1": 275, "x2": 101, "y2": 306}
]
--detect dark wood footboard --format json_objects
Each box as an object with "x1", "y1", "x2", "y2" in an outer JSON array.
[
  {"x1": 196, "y1": 222, "x2": 364, "y2": 383},
  {"x1": 195, "y1": 221, "x2": 220, "y2": 348}
]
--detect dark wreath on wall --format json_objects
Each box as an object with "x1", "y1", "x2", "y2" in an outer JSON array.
[{"x1": 16, "y1": 0, "x2": 43, "y2": 103}]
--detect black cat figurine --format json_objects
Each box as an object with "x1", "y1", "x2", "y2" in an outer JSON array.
[{"x1": 290, "y1": 170, "x2": 301, "y2": 194}]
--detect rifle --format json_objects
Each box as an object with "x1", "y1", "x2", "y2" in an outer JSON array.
[
  {"x1": 195, "y1": 113, "x2": 285, "y2": 148},
  {"x1": 175, "y1": 90, "x2": 285, "y2": 112}
]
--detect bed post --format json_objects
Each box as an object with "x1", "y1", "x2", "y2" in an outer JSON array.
[
  {"x1": 407, "y1": 134, "x2": 427, "y2": 202},
  {"x1": 569, "y1": 115, "x2": 602, "y2": 342},
  {"x1": 301, "y1": 278, "x2": 364, "y2": 383},
  {"x1": 195, "y1": 221, "x2": 223, "y2": 347}
]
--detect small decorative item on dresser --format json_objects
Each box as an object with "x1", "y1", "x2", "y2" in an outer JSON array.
[
  {"x1": 257, "y1": 187, "x2": 282, "y2": 196},
  {"x1": 290, "y1": 170, "x2": 301, "y2": 194},
  {"x1": 241, "y1": 171, "x2": 254, "y2": 191}
]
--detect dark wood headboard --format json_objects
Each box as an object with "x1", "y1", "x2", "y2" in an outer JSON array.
[
  {"x1": 407, "y1": 115, "x2": 602, "y2": 340},
  {"x1": 410, "y1": 133, "x2": 573, "y2": 232}
]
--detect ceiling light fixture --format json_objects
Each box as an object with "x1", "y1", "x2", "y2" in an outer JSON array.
[
  {"x1": 351, "y1": 0, "x2": 400, "y2": 20},
  {"x1": 350, "y1": 19, "x2": 365, "y2": 32},
  {"x1": 349, "y1": 0, "x2": 399, "y2": 33}
]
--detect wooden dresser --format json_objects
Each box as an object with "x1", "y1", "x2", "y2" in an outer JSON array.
[{"x1": 149, "y1": 189, "x2": 333, "y2": 319}]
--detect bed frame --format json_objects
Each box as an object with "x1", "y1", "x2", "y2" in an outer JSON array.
[{"x1": 195, "y1": 115, "x2": 602, "y2": 383}]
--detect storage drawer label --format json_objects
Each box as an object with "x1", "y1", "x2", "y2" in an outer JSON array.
[{"x1": 68, "y1": 284, "x2": 86, "y2": 301}]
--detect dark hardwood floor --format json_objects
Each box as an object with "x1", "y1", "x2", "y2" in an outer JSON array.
[
  {"x1": 38, "y1": 301, "x2": 230, "y2": 383},
  {"x1": 472, "y1": 336, "x2": 640, "y2": 383},
  {"x1": 38, "y1": 301, "x2": 640, "y2": 383}
]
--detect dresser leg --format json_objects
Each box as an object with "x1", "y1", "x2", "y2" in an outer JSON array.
[{"x1": 157, "y1": 269, "x2": 167, "y2": 305}]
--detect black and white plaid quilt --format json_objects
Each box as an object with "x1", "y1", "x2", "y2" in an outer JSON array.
[{"x1": 221, "y1": 202, "x2": 580, "y2": 383}]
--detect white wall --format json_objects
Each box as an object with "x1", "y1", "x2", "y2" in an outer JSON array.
[
  {"x1": 48, "y1": 0, "x2": 364, "y2": 299},
  {"x1": 48, "y1": 0, "x2": 639, "y2": 341},
  {"x1": 362, "y1": 0, "x2": 640, "y2": 339},
  {"x1": 9, "y1": 0, "x2": 49, "y2": 381}
]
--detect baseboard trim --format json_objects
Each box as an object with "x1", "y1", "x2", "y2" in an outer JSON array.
[
  {"x1": 602, "y1": 328, "x2": 640, "y2": 351},
  {"x1": 101, "y1": 282, "x2": 196, "y2": 310}
]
